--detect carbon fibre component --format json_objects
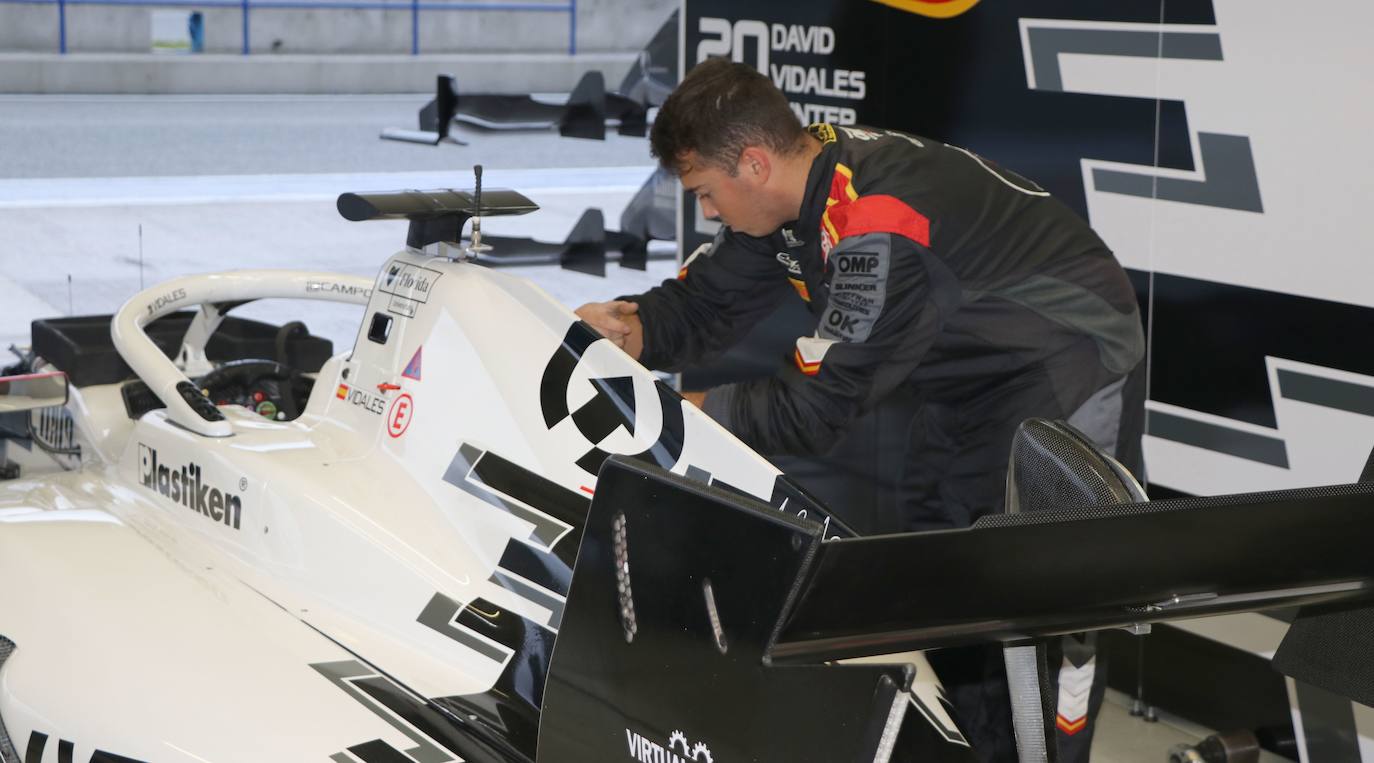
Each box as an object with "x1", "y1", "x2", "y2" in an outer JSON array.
[
  {"x1": 337, "y1": 188, "x2": 538, "y2": 250},
  {"x1": 1272, "y1": 447, "x2": 1374, "y2": 706},
  {"x1": 336, "y1": 189, "x2": 537, "y2": 224},
  {"x1": 474, "y1": 208, "x2": 672, "y2": 276},
  {"x1": 616, "y1": 10, "x2": 677, "y2": 108},
  {"x1": 420, "y1": 74, "x2": 458, "y2": 140},
  {"x1": 556, "y1": 71, "x2": 607, "y2": 140},
  {"x1": 386, "y1": 71, "x2": 649, "y2": 144},
  {"x1": 618, "y1": 168, "x2": 676, "y2": 245},
  {"x1": 538, "y1": 456, "x2": 975, "y2": 762},
  {"x1": 775, "y1": 481, "x2": 1374, "y2": 662},
  {"x1": 1003, "y1": 418, "x2": 1146, "y2": 517},
  {"x1": 999, "y1": 418, "x2": 1146, "y2": 763}
]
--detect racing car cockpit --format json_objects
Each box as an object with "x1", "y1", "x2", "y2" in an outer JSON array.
[
  {"x1": 22, "y1": 310, "x2": 332, "y2": 424},
  {"x1": 0, "y1": 267, "x2": 378, "y2": 484}
]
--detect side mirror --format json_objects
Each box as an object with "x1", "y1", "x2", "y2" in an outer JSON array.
[{"x1": 0, "y1": 371, "x2": 69, "y2": 413}]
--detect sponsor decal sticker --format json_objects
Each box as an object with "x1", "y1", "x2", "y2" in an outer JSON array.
[
  {"x1": 306, "y1": 280, "x2": 372, "y2": 299},
  {"x1": 540, "y1": 325, "x2": 686, "y2": 476},
  {"x1": 146, "y1": 287, "x2": 187, "y2": 316},
  {"x1": 403, "y1": 347, "x2": 423, "y2": 381},
  {"x1": 337, "y1": 383, "x2": 386, "y2": 415},
  {"x1": 625, "y1": 728, "x2": 713, "y2": 763},
  {"x1": 381, "y1": 263, "x2": 442, "y2": 318},
  {"x1": 380, "y1": 264, "x2": 441, "y2": 301},
  {"x1": 30, "y1": 406, "x2": 79, "y2": 460},
  {"x1": 138, "y1": 443, "x2": 243, "y2": 529},
  {"x1": 387, "y1": 393, "x2": 414, "y2": 438},
  {"x1": 838, "y1": 126, "x2": 883, "y2": 141},
  {"x1": 777, "y1": 252, "x2": 810, "y2": 301},
  {"x1": 775, "y1": 251, "x2": 802, "y2": 276},
  {"x1": 821, "y1": 249, "x2": 889, "y2": 343}
]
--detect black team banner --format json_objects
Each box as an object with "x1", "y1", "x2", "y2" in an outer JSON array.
[
  {"x1": 674, "y1": 2, "x2": 1374, "y2": 753},
  {"x1": 678, "y1": 0, "x2": 1374, "y2": 528}
]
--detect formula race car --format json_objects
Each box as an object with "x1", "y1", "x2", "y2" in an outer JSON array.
[{"x1": 2, "y1": 182, "x2": 1372, "y2": 763}]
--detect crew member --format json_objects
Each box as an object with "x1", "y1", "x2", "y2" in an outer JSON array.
[{"x1": 577, "y1": 58, "x2": 1145, "y2": 759}]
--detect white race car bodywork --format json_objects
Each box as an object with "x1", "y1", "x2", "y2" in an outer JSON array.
[{"x1": 0, "y1": 249, "x2": 792, "y2": 762}]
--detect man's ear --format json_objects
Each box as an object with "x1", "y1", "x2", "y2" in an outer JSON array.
[{"x1": 739, "y1": 147, "x2": 772, "y2": 184}]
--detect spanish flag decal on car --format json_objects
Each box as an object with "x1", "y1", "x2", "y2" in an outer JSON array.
[
  {"x1": 793, "y1": 336, "x2": 837, "y2": 376},
  {"x1": 871, "y1": 0, "x2": 981, "y2": 19}
]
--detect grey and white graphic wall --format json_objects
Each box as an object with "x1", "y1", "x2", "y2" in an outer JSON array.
[
  {"x1": 1040, "y1": 4, "x2": 1374, "y2": 496},
  {"x1": 680, "y1": 0, "x2": 1374, "y2": 502}
]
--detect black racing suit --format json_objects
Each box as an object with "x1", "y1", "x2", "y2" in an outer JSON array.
[
  {"x1": 633, "y1": 123, "x2": 1144, "y2": 522},
  {"x1": 628, "y1": 123, "x2": 1146, "y2": 760}
]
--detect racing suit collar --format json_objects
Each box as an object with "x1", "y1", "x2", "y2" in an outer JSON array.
[{"x1": 791, "y1": 132, "x2": 841, "y2": 250}]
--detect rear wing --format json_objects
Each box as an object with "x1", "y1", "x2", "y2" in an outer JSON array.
[
  {"x1": 538, "y1": 457, "x2": 1374, "y2": 761},
  {"x1": 338, "y1": 186, "x2": 537, "y2": 250},
  {"x1": 775, "y1": 483, "x2": 1374, "y2": 662}
]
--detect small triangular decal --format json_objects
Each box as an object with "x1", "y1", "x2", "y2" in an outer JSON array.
[{"x1": 402, "y1": 347, "x2": 422, "y2": 380}]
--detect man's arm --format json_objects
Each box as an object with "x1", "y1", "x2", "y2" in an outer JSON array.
[
  {"x1": 704, "y1": 231, "x2": 960, "y2": 456},
  {"x1": 577, "y1": 229, "x2": 790, "y2": 371}
]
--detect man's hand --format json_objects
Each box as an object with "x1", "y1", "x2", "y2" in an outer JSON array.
[
  {"x1": 575, "y1": 300, "x2": 644, "y2": 360},
  {"x1": 681, "y1": 390, "x2": 707, "y2": 408}
]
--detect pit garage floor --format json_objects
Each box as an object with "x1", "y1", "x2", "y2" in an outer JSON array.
[{"x1": 0, "y1": 94, "x2": 1283, "y2": 762}]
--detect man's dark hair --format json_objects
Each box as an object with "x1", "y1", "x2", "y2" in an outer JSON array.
[{"x1": 650, "y1": 58, "x2": 806, "y2": 175}]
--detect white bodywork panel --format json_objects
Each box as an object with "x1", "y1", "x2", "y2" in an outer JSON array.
[{"x1": 0, "y1": 252, "x2": 792, "y2": 761}]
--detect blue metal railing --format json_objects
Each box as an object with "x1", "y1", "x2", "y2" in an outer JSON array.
[{"x1": 5, "y1": 0, "x2": 576, "y2": 56}]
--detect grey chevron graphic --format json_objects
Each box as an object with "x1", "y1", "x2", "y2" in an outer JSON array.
[
  {"x1": 1020, "y1": 19, "x2": 1262, "y2": 213},
  {"x1": 1023, "y1": 26, "x2": 1222, "y2": 92},
  {"x1": 1093, "y1": 133, "x2": 1263, "y2": 212}
]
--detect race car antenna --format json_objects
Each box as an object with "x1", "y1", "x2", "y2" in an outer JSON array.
[{"x1": 464, "y1": 164, "x2": 492, "y2": 258}]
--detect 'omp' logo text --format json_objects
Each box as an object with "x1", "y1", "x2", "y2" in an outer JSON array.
[{"x1": 138, "y1": 444, "x2": 243, "y2": 530}]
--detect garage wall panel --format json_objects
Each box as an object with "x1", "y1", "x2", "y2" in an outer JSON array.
[{"x1": 679, "y1": 0, "x2": 1374, "y2": 509}]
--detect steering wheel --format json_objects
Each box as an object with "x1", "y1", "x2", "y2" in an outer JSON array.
[
  {"x1": 111, "y1": 270, "x2": 375, "y2": 437},
  {"x1": 194, "y1": 359, "x2": 312, "y2": 422}
]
